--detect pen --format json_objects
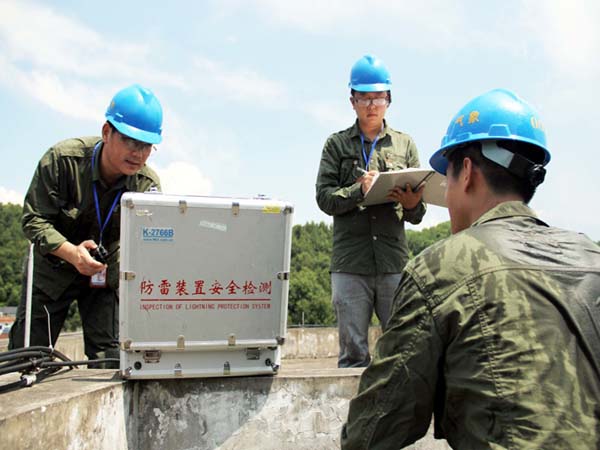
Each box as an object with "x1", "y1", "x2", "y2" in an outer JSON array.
[{"x1": 356, "y1": 167, "x2": 368, "y2": 175}]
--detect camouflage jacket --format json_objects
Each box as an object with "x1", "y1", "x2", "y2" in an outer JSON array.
[
  {"x1": 22, "y1": 137, "x2": 161, "y2": 300},
  {"x1": 342, "y1": 201, "x2": 600, "y2": 449},
  {"x1": 315, "y1": 120, "x2": 425, "y2": 274}
]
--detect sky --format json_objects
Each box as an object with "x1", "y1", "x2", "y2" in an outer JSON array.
[{"x1": 0, "y1": 0, "x2": 599, "y2": 241}]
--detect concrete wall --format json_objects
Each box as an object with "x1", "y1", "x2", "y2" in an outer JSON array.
[
  {"x1": 131, "y1": 372, "x2": 360, "y2": 449},
  {"x1": 0, "y1": 368, "x2": 450, "y2": 450},
  {"x1": 282, "y1": 326, "x2": 382, "y2": 359},
  {"x1": 0, "y1": 370, "x2": 129, "y2": 450},
  {"x1": 0, "y1": 328, "x2": 452, "y2": 449}
]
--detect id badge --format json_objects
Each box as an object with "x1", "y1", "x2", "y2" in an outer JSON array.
[{"x1": 90, "y1": 267, "x2": 107, "y2": 288}]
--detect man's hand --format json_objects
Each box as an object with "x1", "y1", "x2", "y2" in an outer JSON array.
[
  {"x1": 387, "y1": 183, "x2": 424, "y2": 210},
  {"x1": 358, "y1": 170, "x2": 379, "y2": 195},
  {"x1": 51, "y1": 240, "x2": 107, "y2": 276}
]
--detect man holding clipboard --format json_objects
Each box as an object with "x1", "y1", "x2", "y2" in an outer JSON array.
[{"x1": 316, "y1": 54, "x2": 426, "y2": 368}]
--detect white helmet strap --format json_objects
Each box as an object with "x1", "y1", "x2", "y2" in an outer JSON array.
[{"x1": 481, "y1": 141, "x2": 546, "y2": 187}]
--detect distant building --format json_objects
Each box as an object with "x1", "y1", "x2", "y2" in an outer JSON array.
[{"x1": 0, "y1": 307, "x2": 16, "y2": 338}]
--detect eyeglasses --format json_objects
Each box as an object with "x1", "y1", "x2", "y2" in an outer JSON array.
[
  {"x1": 352, "y1": 97, "x2": 389, "y2": 107},
  {"x1": 116, "y1": 129, "x2": 154, "y2": 152}
]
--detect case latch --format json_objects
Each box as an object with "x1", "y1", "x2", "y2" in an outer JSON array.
[
  {"x1": 228, "y1": 334, "x2": 236, "y2": 346},
  {"x1": 174, "y1": 362, "x2": 183, "y2": 377},
  {"x1": 277, "y1": 272, "x2": 290, "y2": 280},
  {"x1": 143, "y1": 350, "x2": 161, "y2": 363},
  {"x1": 246, "y1": 348, "x2": 260, "y2": 360},
  {"x1": 232, "y1": 202, "x2": 240, "y2": 216},
  {"x1": 223, "y1": 361, "x2": 231, "y2": 375}
]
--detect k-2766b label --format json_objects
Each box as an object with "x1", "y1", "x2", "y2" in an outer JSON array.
[{"x1": 141, "y1": 227, "x2": 175, "y2": 242}]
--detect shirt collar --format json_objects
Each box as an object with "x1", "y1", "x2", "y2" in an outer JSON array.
[
  {"x1": 92, "y1": 141, "x2": 103, "y2": 184},
  {"x1": 471, "y1": 201, "x2": 548, "y2": 228},
  {"x1": 350, "y1": 119, "x2": 389, "y2": 141}
]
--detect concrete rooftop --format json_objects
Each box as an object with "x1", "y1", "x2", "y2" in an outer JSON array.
[{"x1": 0, "y1": 329, "x2": 450, "y2": 449}]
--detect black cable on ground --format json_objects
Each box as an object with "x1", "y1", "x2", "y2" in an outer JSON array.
[
  {"x1": 40, "y1": 358, "x2": 119, "y2": 368},
  {"x1": 0, "y1": 350, "x2": 58, "y2": 364},
  {"x1": 0, "y1": 347, "x2": 71, "y2": 362},
  {"x1": 0, "y1": 347, "x2": 119, "y2": 394},
  {"x1": 0, "y1": 357, "x2": 53, "y2": 376},
  {"x1": 0, "y1": 378, "x2": 29, "y2": 394}
]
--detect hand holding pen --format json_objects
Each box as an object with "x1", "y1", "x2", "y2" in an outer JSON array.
[{"x1": 355, "y1": 166, "x2": 378, "y2": 195}]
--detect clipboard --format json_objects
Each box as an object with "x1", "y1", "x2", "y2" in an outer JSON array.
[{"x1": 359, "y1": 168, "x2": 448, "y2": 207}]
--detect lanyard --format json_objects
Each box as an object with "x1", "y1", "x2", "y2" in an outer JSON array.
[
  {"x1": 91, "y1": 143, "x2": 122, "y2": 245},
  {"x1": 360, "y1": 124, "x2": 384, "y2": 169}
]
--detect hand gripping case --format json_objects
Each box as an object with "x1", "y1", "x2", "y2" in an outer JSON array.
[{"x1": 118, "y1": 192, "x2": 293, "y2": 379}]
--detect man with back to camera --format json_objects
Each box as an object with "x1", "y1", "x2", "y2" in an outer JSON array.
[
  {"x1": 316, "y1": 54, "x2": 425, "y2": 368},
  {"x1": 9, "y1": 84, "x2": 164, "y2": 368},
  {"x1": 341, "y1": 88, "x2": 600, "y2": 449}
]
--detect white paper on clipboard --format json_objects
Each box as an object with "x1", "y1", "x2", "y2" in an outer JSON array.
[{"x1": 359, "y1": 168, "x2": 448, "y2": 207}]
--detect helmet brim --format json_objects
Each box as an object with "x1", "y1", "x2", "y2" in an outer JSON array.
[
  {"x1": 108, "y1": 117, "x2": 162, "y2": 144},
  {"x1": 429, "y1": 149, "x2": 449, "y2": 175},
  {"x1": 349, "y1": 83, "x2": 392, "y2": 92}
]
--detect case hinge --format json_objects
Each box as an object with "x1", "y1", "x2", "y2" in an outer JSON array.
[
  {"x1": 179, "y1": 200, "x2": 188, "y2": 214},
  {"x1": 228, "y1": 334, "x2": 236, "y2": 346},
  {"x1": 277, "y1": 271, "x2": 290, "y2": 281},
  {"x1": 121, "y1": 271, "x2": 136, "y2": 281}
]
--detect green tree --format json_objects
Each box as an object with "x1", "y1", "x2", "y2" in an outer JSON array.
[
  {"x1": 0, "y1": 203, "x2": 28, "y2": 306},
  {"x1": 287, "y1": 220, "x2": 452, "y2": 326},
  {"x1": 406, "y1": 221, "x2": 451, "y2": 257},
  {"x1": 288, "y1": 222, "x2": 334, "y2": 326},
  {"x1": 0, "y1": 203, "x2": 82, "y2": 330}
]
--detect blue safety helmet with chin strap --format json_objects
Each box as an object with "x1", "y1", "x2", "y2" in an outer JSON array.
[
  {"x1": 430, "y1": 88, "x2": 550, "y2": 176},
  {"x1": 105, "y1": 84, "x2": 163, "y2": 144},
  {"x1": 349, "y1": 54, "x2": 392, "y2": 92}
]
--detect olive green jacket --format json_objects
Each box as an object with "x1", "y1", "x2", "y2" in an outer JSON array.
[
  {"x1": 22, "y1": 137, "x2": 161, "y2": 300},
  {"x1": 316, "y1": 120, "x2": 426, "y2": 274},
  {"x1": 342, "y1": 201, "x2": 600, "y2": 449}
]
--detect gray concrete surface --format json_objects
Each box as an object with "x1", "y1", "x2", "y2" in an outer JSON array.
[
  {"x1": 0, "y1": 360, "x2": 450, "y2": 449},
  {"x1": 0, "y1": 328, "x2": 451, "y2": 449},
  {"x1": 0, "y1": 369, "x2": 128, "y2": 450}
]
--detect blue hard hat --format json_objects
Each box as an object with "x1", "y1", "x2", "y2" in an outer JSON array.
[
  {"x1": 349, "y1": 54, "x2": 392, "y2": 92},
  {"x1": 430, "y1": 89, "x2": 550, "y2": 175},
  {"x1": 105, "y1": 84, "x2": 163, "y2": 144}
]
